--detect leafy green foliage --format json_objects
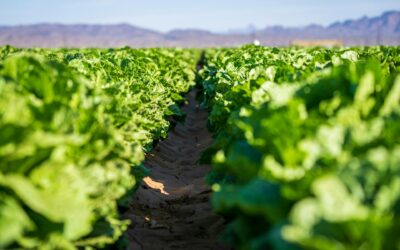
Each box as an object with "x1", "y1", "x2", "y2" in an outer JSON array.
[
  {"x1": 0, "y1": 47, "x2": 199, "y2": 249},
  {"x1": 201, "y1": 45, "x2": 400, "y2": 250}
]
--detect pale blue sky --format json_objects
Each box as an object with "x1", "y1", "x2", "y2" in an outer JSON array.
[{"x1": 0, "y1": 0, "x2": 399, "y2": 32}]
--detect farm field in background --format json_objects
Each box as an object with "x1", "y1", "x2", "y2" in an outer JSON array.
[{"x1": 0, "y1": 45, "x2": 400, "y2": 250}]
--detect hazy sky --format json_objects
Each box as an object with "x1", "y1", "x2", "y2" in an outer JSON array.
[{"x1": 1, "y1": 0, "x2": 399, "y2": 32}]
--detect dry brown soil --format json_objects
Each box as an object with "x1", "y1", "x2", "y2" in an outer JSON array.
[{"x1": 123, "y1": 89, "x2": 228, "y2": 250}]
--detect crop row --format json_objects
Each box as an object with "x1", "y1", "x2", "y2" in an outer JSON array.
[
  {"x1": 200, "y1": 45, "x2": 400, "y2": 250},
  {"x1": 0, "y1": 46, "x2": 200, "y2": 249}
]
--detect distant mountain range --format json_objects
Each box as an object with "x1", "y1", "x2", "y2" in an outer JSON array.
[{"x1": 0, "y1": 11, "x2": 399, "y2": 47}]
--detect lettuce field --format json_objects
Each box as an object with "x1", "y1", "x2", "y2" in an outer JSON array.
[{"x1": 1, "y1": 45, "x2": 400, "y2": 250}]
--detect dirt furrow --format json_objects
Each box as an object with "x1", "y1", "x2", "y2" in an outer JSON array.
[{"x1": 123, "y1": 89, "x2": 227, "y2": 250}]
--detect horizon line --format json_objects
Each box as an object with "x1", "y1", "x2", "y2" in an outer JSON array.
[{"x1": 0, "y1": 9, "x2": 398, "y2": 34}]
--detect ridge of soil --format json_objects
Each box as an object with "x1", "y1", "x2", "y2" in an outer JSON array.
[{"x1": 123, "y1": 89, "x2": 228, "y2": 250}]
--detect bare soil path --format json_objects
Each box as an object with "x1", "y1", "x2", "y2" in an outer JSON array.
[{"x1": 123, "y1": 89, "x2": 227, "y2": 250}]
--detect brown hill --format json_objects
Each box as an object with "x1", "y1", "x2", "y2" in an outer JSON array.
[{"x1": 0, "y1": 11, "x2": 399, "y2": 47}]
